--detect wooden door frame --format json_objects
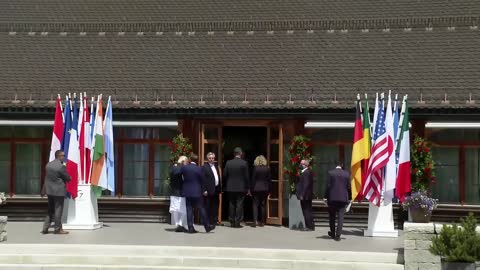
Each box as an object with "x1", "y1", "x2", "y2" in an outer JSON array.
[{"x1": 197, "y1": 119, "x2": 284, "y2": 225}]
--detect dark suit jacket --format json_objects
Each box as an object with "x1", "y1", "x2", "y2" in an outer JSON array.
[
  {"x1": 295, "y1": 169, "x2": 314, "y2": 200},
  {"x1": 202, "y1": 163, "x2": 221, "y2": 195},
  {"x1": 181, "y1": 163, "x2": 205, "y2": 198},
  {"x1": 44, "y1": 159, "x2": 71, "y2": 197},
  {"x1": 223, "y1": 157, "x2": 249, "y2": 193},
  {"x1": 324, "y1": 168, "x2": 352, "y2": 203},
  {"x1": 250, "y1": 166, "x2": 271, "y2": 192},
  {"x1": 169, "y1": 164, "x2": 183, "y2": 197}
]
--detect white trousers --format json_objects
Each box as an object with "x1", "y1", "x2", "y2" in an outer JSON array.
[{"x1": 169, "y1": 196, "x2": 188, "y2": 228}]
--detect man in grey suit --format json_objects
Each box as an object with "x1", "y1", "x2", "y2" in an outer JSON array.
[{"x1": 41, "y1": 150, "x2": 71, "y2": 234}]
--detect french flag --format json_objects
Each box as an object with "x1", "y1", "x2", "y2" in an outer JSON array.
[{"x1": 65, "y1": 97, "x2": 80, "y2": 199}]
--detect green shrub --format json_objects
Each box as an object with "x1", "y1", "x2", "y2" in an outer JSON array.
[{"x1": 430, "y1": 213, "x2": 480, "y2": 262}]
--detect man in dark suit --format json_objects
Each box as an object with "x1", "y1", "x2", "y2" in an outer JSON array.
[
  {"x1": 223, "y1": 147, "x2": 249, "y2": 228},
  {"x1": 181, "y1": 153, "x2": 215, "y2": 234},
  {"x1": 41, "y1": 150, "x2": 71, "y2": 234},
  {"x1": 202, "y1": 152, "x2": 221, "y2": 225},
  {"x1": 324, "y1": 161, "x2": 351, "y2": 241},
  {"x1": 295, "y1": 159, "x2": 314, "y2": 231}
]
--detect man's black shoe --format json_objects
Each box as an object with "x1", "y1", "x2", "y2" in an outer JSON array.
[
  {"x1": 206, "y1": 225, "x2": 215, "y2": 233},
  {"x1": 335, "y1": 235, "x2": 341, "y2": 241},
  {"x1": 40, "y1": 230, "x2": 48, "y2": 234},
  {"x1": 187, "y1": 229, "x2": 198, "y2": 234},
  {"x1": 175, "y1": 226, "x2": 185, "y2": 233},
  {"x1": 328, "y1": 231, "x2": 335, "y2": 239}
]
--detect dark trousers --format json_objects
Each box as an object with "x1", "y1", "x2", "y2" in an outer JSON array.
[
  {"x1": 300, "y1": 199, "x2": 314, "y2": 230},
  {"x1": 43, "y1": 195, "x2": 64, "y2": 232},
  {"x1": 204, "y1": 193, "x2": 219, "y2": 225},
  {"x1": 252, "y1": 192, "x2": 268, "y2": 224},
  {"x1": 328, "y1": 201, "x2": 347, "y2": 236},
  {"x1": 186, "y1": 197, "x2": 209, "y2": 231},
  {"x1": 228, "y1": 192, "x2": 245, "y2": 226}
]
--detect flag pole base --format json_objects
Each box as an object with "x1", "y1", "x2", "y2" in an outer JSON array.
[
  {"x1": 363, "y1": 229, "x2": 398, "y2": 238},
  {"x1": 63, "y1": 222, "x2": 103, "y2": 230},
  {"x1": 62, "y1": 183, "x2": 102, "y2": 230},
  {"x1": 363, "y1": 198, "x2": 398, "y2": 238}
]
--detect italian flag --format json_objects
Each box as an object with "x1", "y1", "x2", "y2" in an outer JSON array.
[
  {"x1": 90, "y1": 95, "x2": 107, "y2": 189},
  {"x1": 395, "y1": 96, "x2": 411, "y2": 202}
]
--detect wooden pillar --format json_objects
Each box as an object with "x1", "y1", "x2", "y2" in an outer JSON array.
[
  {"x1": 411, "y1": 119, "x2": 426, "y2": 138},
  {"x1": 117, "y1": 141, "x2": 124, "y2": 197},
  {"x1": 9, "y1": 141, "x2": 15, "y2": 196},
  {"x1": 148, "y1": 142, "x2": 155, "y2": 197},
  {"x1": 40, "y1": 143, "x2": 47, "y2": 194},
  {"x1": 459, "y1": 146, "x2": 465, "y2": 204}
]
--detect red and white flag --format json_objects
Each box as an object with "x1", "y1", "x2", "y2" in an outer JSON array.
[
  {"x1": 79, "y1": 94, "x2": 91, "y2": 184},
  {"x1": 362, "y1": 94, "x2": 394, "y2": 206},
  {"x1": 49, "y1": 96, "x2": 64, "y2": 162},
  {"x1": 395, "y1": 96, "x2": 411, "y2": 202}
]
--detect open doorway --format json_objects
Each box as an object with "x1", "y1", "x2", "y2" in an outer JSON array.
[{"x1": 222, "y1": 126, "x2": 268, "y2": 223}]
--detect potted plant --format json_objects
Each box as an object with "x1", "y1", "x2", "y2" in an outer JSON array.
[
  {"x1": 430, "y1": 213, "x2": 480, "y2": 270},
  {"x1": 168, "y1": 133, "x2": 193, "y2": 165},
  {"x1": 284, "y1": 135, "x2": 314, "y2": 229},
  {"x1": 0, "y1": 192, "x2": 7, "y2": 242},
  {"x1": 0, "y1": 192, "x2": 5, "y2": 205},
  {"x1": 402, "y1": 190, "x2": 438, "y2": 223},
  {"x1": 404, "y1": 135, "x2": 438, "y2": 222}
]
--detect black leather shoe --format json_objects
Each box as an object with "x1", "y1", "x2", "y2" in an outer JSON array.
[
  {"x1": 328, "y1": 231, "x2": 335, "y2": 239},
  {"x1": 175, "y1": 226, "x2": 186, "y2": 233},
  {"x1": 187, "y1": 229, "x2": 198, "y2": 234},
  {"x1": 335, "y1": 235, "x2": 341, "y2": 241},
  {"x1": 41, "y1": 230, "x2": 48, "y2": 234},
  {"x1": 206, "y1": 225, "x2": 215, "y2": 233}
]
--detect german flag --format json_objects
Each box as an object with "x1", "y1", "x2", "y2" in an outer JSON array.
[{"x1": 350, "y1": 96, "x2": 369, "y2": 201}]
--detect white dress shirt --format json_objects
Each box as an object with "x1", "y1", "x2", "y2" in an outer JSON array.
[{"x1": 210, "y1": 163, "x2": 219, "y2": 186}]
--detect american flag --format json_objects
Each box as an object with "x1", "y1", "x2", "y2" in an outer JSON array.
[{"x1": 362, "y1": 97, "x2": 394, "y2": 206}]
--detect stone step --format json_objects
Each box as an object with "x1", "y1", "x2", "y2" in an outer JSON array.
[
  {"x1": 0, "y1": 254, "x2": 404, "y2": 269},
  {"x1": 0, "y1": 244, "x2": 402, "y2": 265},
  {"x1": 0, "y1": 264, "x2": 404, "y2": 270},
  {"x1": 0, "y1": 244, "x2": 403, "y2": 270}
]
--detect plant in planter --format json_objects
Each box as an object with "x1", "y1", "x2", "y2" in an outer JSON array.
[
  {"x1": 0, "y1": 192, "x2": 6, "y2": 242},
  {"x1": 284, "y1": 135, "x2": 315, "y2": 195},
  {"x1": 0, "y1": 192, "x2": 5, "y2": 205},
  {"x1": 166, "y1": 134, "x2": 193, "y2": 189},
  {"x1": 284, "y1": 135, "x2": 315, "y2": 230},
  {"x1": 402, "y1": 190, "x2": 438, "y2": 223},
  {"x1": 411, "y1": 135, "x2": 436, "y2": 192},
  {"x1": 168, "y1": 133, "x2": 193, "y2": 165},
  {"x1": 404, "y1": 135, "x2": 438, "y2": 222},
  {"x1": 430, "y1": 213, "x2": 480, "y2": 270}
]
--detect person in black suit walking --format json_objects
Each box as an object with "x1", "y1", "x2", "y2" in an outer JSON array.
[
  {"x1": 250, "y1": 155, "x2": 271, "y2": 227},
  {"x1": 295, "y1": 159, "x2": 315, "y2": 231},
  {"x1": 223, "y1": 147, "x2": 249, "y2": 228},
  {"x1": 202, "y1": 152, "x2": 221, "y2": 225},
  {"x1": 181, "y1": 153, "x2": 215, "y2": 234},
  {"x1": 324, "y1": 160, "x2": 351, "y2": 241}
]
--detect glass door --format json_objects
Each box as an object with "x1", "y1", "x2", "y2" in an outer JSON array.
[{"x1": 266, "y1": 124, "x2": 283, "y2": 225}]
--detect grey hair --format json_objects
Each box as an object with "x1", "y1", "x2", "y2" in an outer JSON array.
[
  {"x1": 177, "y1": 156, "x2": 188, "y2": 164},
  {"x1": 206, "y1": 152, "x2": 215, "y2": 159},
  {"x1": 302, "y1": 159, "x2": 310, "y2": 166}
]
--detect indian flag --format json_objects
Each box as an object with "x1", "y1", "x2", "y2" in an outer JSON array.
[{"x1": 90, "y1": 95, "x2": 107, "y2": 190}]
